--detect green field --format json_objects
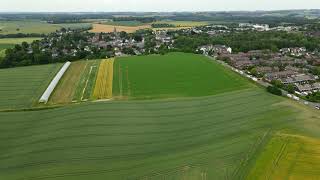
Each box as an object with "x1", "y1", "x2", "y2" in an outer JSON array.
[
  {"x1": 247, "y1": 133, "x2": 320, "y2": 180},
  {"x1": 0, "y1": 52, "x2": 319, "y2": 179},
  {"x1": 0, "y1": 63, "x2": 61, "y2": 110},
  {"x1": 0, "y1": 20, "x2": 91, "y2": 35},
  {"x1": 0, "y1": 87, "x2": 302, "y2": 180},
  {"x1": 0, "y1": 37, "x2": 42, "y2": 57},
  {"x1": 113, "y1": 53, "x2": 251, "y2": 99},
  {"x1": 0, "y1": 37, "x2": 42, "y2": 44}
]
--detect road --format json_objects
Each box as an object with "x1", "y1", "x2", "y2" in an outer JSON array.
[{"x1": 207, "y1": 56, "x2": 320, "y2": 110}]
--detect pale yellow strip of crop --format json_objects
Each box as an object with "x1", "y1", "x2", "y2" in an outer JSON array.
[{"x1": 93, "y1": 58, "x2": 114, "y2": 99}]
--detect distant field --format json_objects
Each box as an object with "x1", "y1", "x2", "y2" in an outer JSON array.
[
  {"x1": 0, "y1": 37, "x2": 42, "y2": 57},
  {"x1": 0, "y1": 37, "x2": 42, "y2": 44},
  {"x1": 0, "y1": 20, "x2": 60, "y2": 35},
  {"x1": 58, "y1": 23, "x2": 92, "y2": 30},
  {"x1": 0, "y1": 20, "x2": 92, "y2": 35},
  {"x1": 0, "y1": 63, "x2": 61, "y2": 110},
  {"x1": 49, "y1": 61, "x2": 88, "y2": 104},
  {"x1": 90, "y1": 23, "x2": 151, "y2": 33},
  {"x1": 101, "y1": 20, "x2": 146, "y2": 27},
  {"x1": 113, "y1": 53, "x2": 251, "y2": 99},
  {"x1": 0, "y1": 88, "x2": 299, "y2": 180},
  {"x1": 154, "y1": 20, "x2": 209, "y2": 27}
]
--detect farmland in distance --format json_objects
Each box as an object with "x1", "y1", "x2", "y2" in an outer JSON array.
[
  {"x1": 0, "y1": 20, "x2": 92, "y2": 35},
  {"x1": 90, "y1": 23, "x2": 151, "y2": 33}
]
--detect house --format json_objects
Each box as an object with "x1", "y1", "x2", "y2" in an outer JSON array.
[
  {"x1": 233, "y1": 60, "x2": 255, "y2": 69},
  {"x1": 280, "y1": 74, "x2": 317, "y2": 85},
  {"x1": 265, "y1": 70, "x2": 297, "y2": 81},
  {"x1": 280, "y1": 47, "x2": 307, "y2": 57},
  {"x1": 256, "y1": 66, "x2": 279, "y2": 74},
  {"x1": 212, "y1": 45, "x2": 232, "y2": 54},
  {"x1": 295, "y1": 82, "x2": 320, "y2": 93}
]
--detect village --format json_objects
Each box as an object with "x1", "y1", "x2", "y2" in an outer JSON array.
[
  {"x1": 197, "y1": 43, "x2": 320, "y2": 105},
  {"x1": 9, "y1": 21, "x2": 320, "y2": 106}
]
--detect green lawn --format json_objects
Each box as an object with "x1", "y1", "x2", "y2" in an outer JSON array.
[
  {"x1": 113, "y1": 53, "x2": 251, "y2": 99},
  {"x1": 0, "y1": 88, "x2": 299, "y2": 180},
  {"x1": 0, "y1": 63, "x2": 62, "y2": 110}
]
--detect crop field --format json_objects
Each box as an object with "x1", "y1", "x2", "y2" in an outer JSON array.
[
  {"x1": 0, "y1": 63, "x2": 62, "y2": 110},
  {"x1": 93, "y1": 59, "x2": 114, "y2": 100},
  {"x1": 0, "y1": 52, "x2": 319, "y2": 179},
  {"x1": 73, "y1": 59, "x2": 100, "y2": 102},
  {"x1": 0, "y1": 87, "x2": 303, "y2": 180},
  {"x1": 0, "y1": 37, "x2": 42, "y2": 44},
  {"x1": 0, "y1": 20, "x2": 92, "y2": 35},
  {"x1": 102, "y1": 20, "x2": 146, "y2": 27},
  {"x1": 113, "y1": 52, "x2": 251, "y2": 99},
  {"x1": 90, "y1": 23, "x2": 151, "y2": 33},
  {"x1": 247, "y1": 133, "x2": 320, "y2": 180},
  {"x1": 154, "y1": 20, "x2": 209, "y2": 27},
  {"x1": 0, "y1": 37, "x2": 42, "y2": 57},
  {"x1": 0, "y1": 20, "x2": 60, "y2": 35},
  {"x1": 49, "y1": 61, "x2": 88, "y2": 104}
]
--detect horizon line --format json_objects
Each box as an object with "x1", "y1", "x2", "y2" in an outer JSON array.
[{"x1": 0, "y1": 8, "x2": 319, "y2": 14}]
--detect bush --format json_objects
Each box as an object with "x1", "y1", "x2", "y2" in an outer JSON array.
[{"x1": 267, "y1": 86, "x2": 282, "y2": 96}]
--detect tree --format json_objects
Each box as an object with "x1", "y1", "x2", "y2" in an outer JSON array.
[
  {"x1": 271, "y1": 80, "x2": 283, "y2": 88},
  {"x1": 120, "y1": 31, "x2": 128, "y2": 39},
  {"x1": 267, "y1": 86, "x2": 282, "y2": 96},
  {"x1": 133, "y1": 34, "x2": 143, "y2": 42},
  {"x1": 285, "y1": 84, "x2": 295, "y2": 94}
]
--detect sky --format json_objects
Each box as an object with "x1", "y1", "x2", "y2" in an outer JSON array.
[{"x1": 1, "y1": 0, "x2": 320, "y2": 12}]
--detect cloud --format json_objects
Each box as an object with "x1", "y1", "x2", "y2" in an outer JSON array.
[{"x1": 1, "y1": 0, "x2": 320, "y2": 12}]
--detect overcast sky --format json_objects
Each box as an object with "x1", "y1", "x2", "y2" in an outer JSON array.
[{"x1": 1, "y1": 0, "x2": 320, "y2": 12}]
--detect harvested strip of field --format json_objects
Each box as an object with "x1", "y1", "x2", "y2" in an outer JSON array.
[
  {"x1": 90, "y1": 23, "x2": 151, "y2": 33},
  {"x1": 49, "y1": 61, "x2": 87, "y2": 104},
  {"x1": 73, "y1": 59, "x2": 100, "y2": 101},
  {"x1": 246, "y1": 133, "x2": 320, "y2": 180},
  {"x1": 93, "y1": 58, "x2": 114, "y2": 100},
  {"x1": 0, "y1": 64, "x2": 62, "y2": 110},
  {"x1": 0, "y1": 88, "x2": 298, "y2": 180}
]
